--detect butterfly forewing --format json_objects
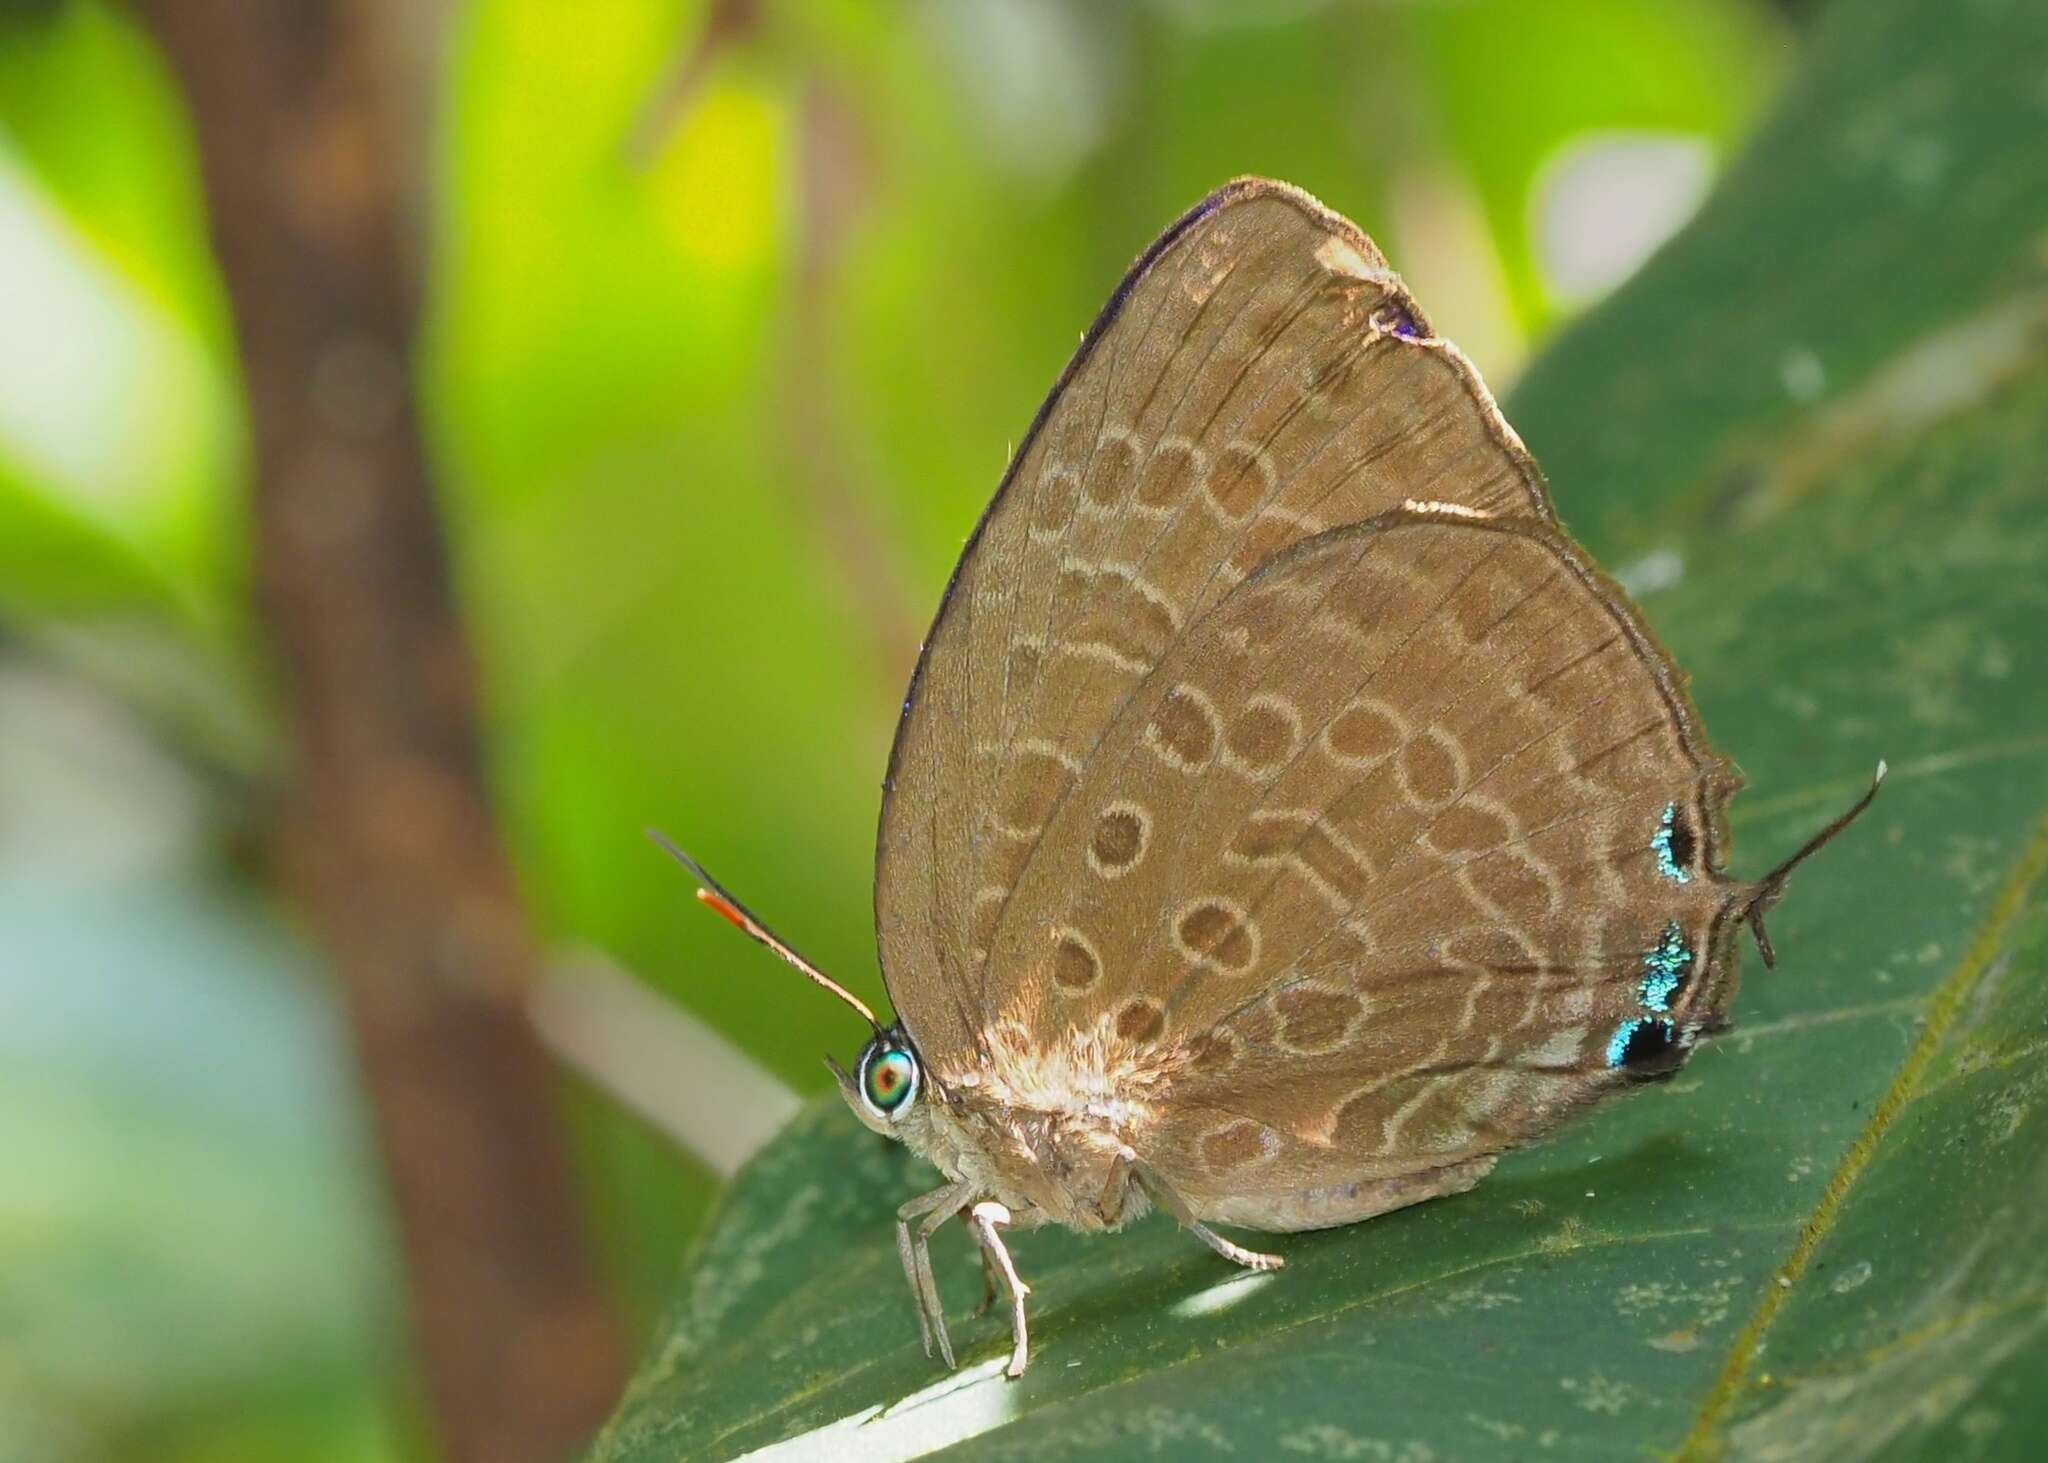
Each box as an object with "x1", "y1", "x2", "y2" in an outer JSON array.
[{"x1": 879, "y1": 180, "x2": 1558, "y2": 1071}]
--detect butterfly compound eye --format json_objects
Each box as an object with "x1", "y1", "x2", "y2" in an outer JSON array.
[{"x1": 860, "y1": 1042, "x2": 919, "y2": 1117}]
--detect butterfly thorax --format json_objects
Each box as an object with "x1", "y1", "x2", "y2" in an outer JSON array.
[{"x1": 899, "y1": 1014, "x2": 1184, "y2": 1232}]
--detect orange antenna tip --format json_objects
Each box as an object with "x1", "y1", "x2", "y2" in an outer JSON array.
[
  {"x1": 695, "y1": 887, "x2": 749, "y2": 931},
  {"x1": 649, "y1": 827, "x2": 884, "y2": 1034}
]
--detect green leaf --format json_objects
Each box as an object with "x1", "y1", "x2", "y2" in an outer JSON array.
[{"x1": 597, "y1": 0, "x2": 2048, "y2": 1455}]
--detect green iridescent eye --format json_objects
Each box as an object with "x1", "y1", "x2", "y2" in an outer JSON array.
[{"x1": 862, "y1": 1045, "x2": 918, "y2": 1115}]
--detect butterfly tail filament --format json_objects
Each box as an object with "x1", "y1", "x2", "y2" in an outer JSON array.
[{"x1": 1740, "y1": 762, "x2": 1886, "y2": 967}]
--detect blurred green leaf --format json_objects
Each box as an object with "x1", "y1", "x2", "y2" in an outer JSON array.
[
  {"x1": 0, "y1": 1, "x2": 224, "y2": 332},
  {"x1": 1403, "y1": 0, "x2": 1788, "y2": 333},
  {"x1": 0, "y1": 2, "x2": 243, "y2": 627},
  {"x1": 592, "y1": 0, "x2": 2048, "y2": 1455}
]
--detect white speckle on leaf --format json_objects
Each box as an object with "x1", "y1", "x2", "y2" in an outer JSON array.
[
  {"x1": 1780, "y1": 348, "x2": 1827, "y2": 403},
  {"x1": 1430, "y1": 1276, "x2": 1522, "y2": 1315},
  {"x1": 1465, "y1": 1413, "x2": 1524, "y2": 1443},
  {"x1": 1279, "y1": 1422, "x2": 1436, "y2": 1460},
  {"x1": 1979, "y1": 1075, "x2": 2039, "y2": 1143},
  {"x1": 1893, "y1": 135, "x2": 1949, "y2": 194},
  {"x1": 1561, "y1": 1372, "x2": 1638, "y2": 1415},
  {"x1": 1831, "y1": 1260, "x2": 1875, "y2": 1295},
  {"x1": 1615, "y1": 1273, "x2": 1747, "y2": 1330},
  {"x1": 1171, "y1": 1269, "x2": 1279, "y2": 1318},
  {"x1": 1615, "y1": 547, "x2": 1684, "y2": 596}
]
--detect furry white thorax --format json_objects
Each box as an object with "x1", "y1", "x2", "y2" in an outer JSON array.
[{"x1": 838, "y1": 1008, "x2": 1176, "y2": 1233}]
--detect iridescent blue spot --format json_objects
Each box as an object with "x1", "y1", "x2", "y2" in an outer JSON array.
[
  {"x1": 1638, "y1": 920, "x2": 1693, "y2": 1012},
  {"x1": 1376, "y1": 305, "x2": 1423, "y2": 340},
  {"x1": 1607, "y1": 1016, "x2": 1676, "y2": 1069},
  {"x1": 1651, "y1": 802, "x2": 1692, "y2": 883}
]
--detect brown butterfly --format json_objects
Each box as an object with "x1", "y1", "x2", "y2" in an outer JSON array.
[{"x1": 662, "y1": 177, "x2": 1880, "y2": 1378}]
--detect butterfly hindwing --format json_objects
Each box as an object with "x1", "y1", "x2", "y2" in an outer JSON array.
[{"x1": 980, "y1": 514, "x2": 1745, "y2": 1215}]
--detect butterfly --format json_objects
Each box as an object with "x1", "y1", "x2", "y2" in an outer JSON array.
[{"x1": 661, "y1": 177, "x2": 1880, "y2": 1378}]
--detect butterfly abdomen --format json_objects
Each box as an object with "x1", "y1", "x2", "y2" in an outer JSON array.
[{"x1": 1193, "y1": 1153, "x2": 1500, "y2": 1233}]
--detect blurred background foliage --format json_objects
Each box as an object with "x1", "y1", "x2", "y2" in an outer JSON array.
[{"x1": 0, "y1": 0, "x2": 1794, "y2": 1456}]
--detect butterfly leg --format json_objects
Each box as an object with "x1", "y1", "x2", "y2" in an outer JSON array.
[
  {"x1": 971, "y1": 1239, "x2": 1000, "y2": 1318},
  {"x1": 1134, "y1": 1162, "x2": 1284, "y2": 1272},
  {"x1": 896, "y1": 1179, "x2": 974, "y2": 1367},
  {"x1": 966, "y1": 1200, "x2": 1032, "y2": 1377}
]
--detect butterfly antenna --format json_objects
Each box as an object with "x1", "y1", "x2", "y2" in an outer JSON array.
[
  {"x1": 1741, "y1": 761, "x2": 1887, "y2": 968},
  {"x1": 647, "y1": 829, "x2": 883, "y2": 1034}
]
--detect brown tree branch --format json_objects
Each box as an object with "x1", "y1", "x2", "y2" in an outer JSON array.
[
  {"x1": 128, "y1": 4, "x2": 625, "y2": 1458},
  {"x1": 625, "y1": 0, "x2": 761, "y2": 164}
]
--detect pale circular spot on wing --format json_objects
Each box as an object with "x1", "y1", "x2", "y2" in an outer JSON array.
[
  {"x1": 1065, "y1": 566, "x2": 1181, "y2": 669},
  {"x1": 1114, "y1": 997, "x2": 1167, "y2": 1045},
  {"x1": 1207, "y1": 441, "x2": 1278, "y2": 520},
  {"x1": 1323, "y1": 700, "x2": 1405, "y2": 768},
  {"x1": 994, "y1": 740, "x2": 1079, "y2": 837},
  {"x1": 1320, "y1": 567, "x2": 1402, "y2": 640},
  {"x1": 1082, "y1": 427, "x2": 1143, "y2": 508},
  {"x1": 1339, "y1": 1069, "x2": 1458, "y2": 1156},
  {"x1": 1225, "y1": 694, "x2": 1302, "y2": 775},
  {"x1": 1225, "y1": 809, "x2": 1311, "y2": 865},
  {"x1": 1050, "y1": 928, "x2": 1102, "y2": 993},
  {"x1": 1088, "y1": 800, "x2": 1151, "y2": 878},
  {"x1": 1397, "y1": 726, "x2": 1468, "y2": 808},
  {"x1": 1005, "y1": 636, "x2": 1044, "y2": 690},
  {"x1": 1271, "y1": 983, "x2": 1366, "y2": 1055},
  {"x1": 1461, "y1": 847, "x2": 1563, "y2": 921},
  {"x1": 1439, "y1": 925, "x2": 1541, "y2": 974},
  {"x1": 1425, "y1": 797, "x2": 1515, "y2": 858},
  {"x1": 1137, "y1": 435, "x2": 1207, "y2": 512},
  {"x1": 1145, "y1": 684, "x2": 1221, "y2": 770},
  {"x1": 1175, "y1": 897, "x2": 1259, "y2": 973},
  {"x1": 1029, "y1": 465, "x2": 1080, "y2": 541},
  {"x1": 1054, "y1": 635, "x2": 1149, "y2": 674},
  {"x1": 1200, "y1": 1119, "x2": 1278, "y2": 1175}
]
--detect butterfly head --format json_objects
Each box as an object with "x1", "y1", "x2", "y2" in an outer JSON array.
[
  {"x1": 827, "y1": 1026, "x2": 927, "y2": 1136},
  {"x1": 650, "y1": 832, "x2": 936, "y2": 1139}
]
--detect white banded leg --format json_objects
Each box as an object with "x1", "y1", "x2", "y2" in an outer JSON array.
[
  {"x1": 972, "y1": 1241, "x2": 1000, "y2": 1318},
  {"x1": 896, "y1": 1180, "x2": 974, "y2": 1367},
  {"x1": 966, "y1": 1200, "x2": 1032, "y2": 1377},
  {"x1": 1135, "y1": 1162, "x2": 1284, "y2": 1271}
]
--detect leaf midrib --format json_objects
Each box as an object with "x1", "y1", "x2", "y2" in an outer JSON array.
[{"x1": 1674, "y1": 805, "x2": 2048, "y2": 1458}]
